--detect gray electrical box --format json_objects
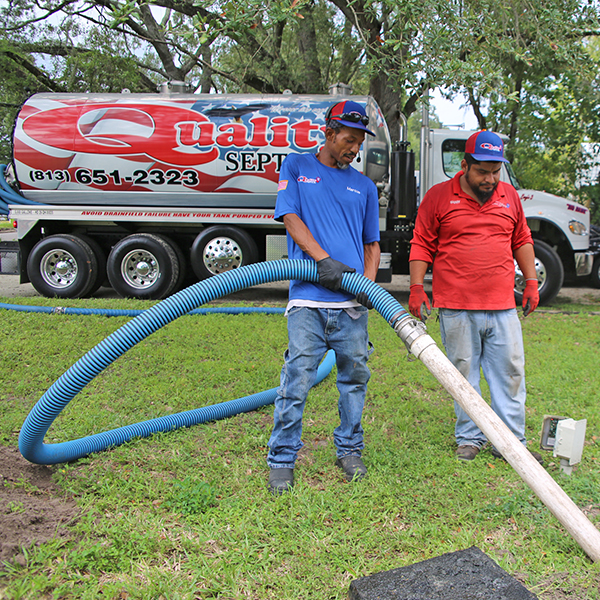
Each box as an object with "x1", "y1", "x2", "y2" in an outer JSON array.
[{"x1": 540, "y1": 415, "x2": 567, "y2": 450}]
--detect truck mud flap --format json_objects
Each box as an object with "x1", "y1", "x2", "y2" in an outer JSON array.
[{"x1": 0, "y1": 241, "x2": 19, "y2": 275}]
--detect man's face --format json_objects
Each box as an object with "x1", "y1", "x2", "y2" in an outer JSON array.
[
  {"x1": 326, "y1": 126, "x2": 366, "y2": 168},
  {"x1": 461, "y1": 159, "x2": 502, "y2": 202}
]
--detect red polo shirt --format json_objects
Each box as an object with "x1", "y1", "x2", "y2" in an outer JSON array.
[{"x1": 410, "y1": 172, "x2": 533, "y2": 310}]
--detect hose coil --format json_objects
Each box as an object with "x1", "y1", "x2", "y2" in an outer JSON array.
[{"x1": 17, "y1": 259, "x2": 408, "y2": 464}]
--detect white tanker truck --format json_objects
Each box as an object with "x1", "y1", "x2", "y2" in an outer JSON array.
[{"x1": 0, "y1": 85, "x2": 593, "y2": 302}]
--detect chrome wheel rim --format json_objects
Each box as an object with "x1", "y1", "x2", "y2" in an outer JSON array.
[
  {"x1": 121, "y1": 249, "x2": 160, "y2": 289},
  {"x1": 40, "y1": 249, "x2": 78, "y2": 289},
  {"x1": 203, "y1": 237, "x2": 242, "y2": 275}
]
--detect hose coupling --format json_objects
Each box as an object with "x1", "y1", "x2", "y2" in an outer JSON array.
[{"x1": 393, "y1": 314, "x2": 428, "y2": 352}]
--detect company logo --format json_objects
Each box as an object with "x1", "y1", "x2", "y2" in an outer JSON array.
[
  {"x1": 297, "y1": 176, "x2": 321, "y2": 184},
  {"x1": 450, "y1": 200, "x2": 460, "y2": 204},
  {"x1": 278, "y1": 180, "x2": 289, "y2": 191},
  {"x1": 347, "y1": 187, "x2": 360, "y2": 194},
  {"x1": 20, "y1": 102, "x2": 328, "y2": 168},
  {"x1": 492, "y1": 200, "x2": 510, "y2": 209},
  {"x1": 480, "y1": 142, "x2": 502, "y2": 152}
]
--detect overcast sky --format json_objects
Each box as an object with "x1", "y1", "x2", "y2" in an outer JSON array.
[{"x1": 431, "y1": 89, "x2": 480, "y2": 131}]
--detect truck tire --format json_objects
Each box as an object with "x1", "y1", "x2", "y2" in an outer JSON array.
[
  {"x1": 107, "y1": 234, "x2": 181, "y2": 299},
  {"x1": 77, "y1": 234, "x2": 107, "y2": 295},
  {"x1": 514, "y1": 239, "x2": 564, "y2": 306},
  {"x1": 27, "y1": 234, "x2": 99, "y2": 299},
  {"x1": 190, "y1": 226, "x2": 259, "y2": 280}
]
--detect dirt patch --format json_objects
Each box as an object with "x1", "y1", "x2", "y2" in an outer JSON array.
[{"x1": 0, "y1": 445, "x2": 79, "y2": 565}]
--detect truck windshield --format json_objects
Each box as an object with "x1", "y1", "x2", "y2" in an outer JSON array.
[
  {"x1": 504, "y1": 161, "x2": 522, "y2": 190},
  {"x1": 441, "y1": 139, "x2": 465, "y2": 178}
]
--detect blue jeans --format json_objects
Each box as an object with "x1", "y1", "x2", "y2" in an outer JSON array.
[
  {"x1": 438, "y1": 308, "x2": 527, "y2": 448},
  {"x1": 267, "y1": 306, "x2": 372, "y2": 469}
]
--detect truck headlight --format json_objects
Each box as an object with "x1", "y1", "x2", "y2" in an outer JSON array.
[{"x1": 569, "y1": 220, "x2": 588, "y2": 235}]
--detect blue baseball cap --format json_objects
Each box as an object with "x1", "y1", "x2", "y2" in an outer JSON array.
[
  {"x1": 465, "y1": 130, "x2": 509, "y2": 162},
  {"x1": 326, "y1": 100, "x2": 375, "y2": 136}
]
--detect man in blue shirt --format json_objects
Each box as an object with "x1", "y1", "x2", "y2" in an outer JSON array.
[{"x1": 267, "y1": 100, "x2": 381, "y2": 495}]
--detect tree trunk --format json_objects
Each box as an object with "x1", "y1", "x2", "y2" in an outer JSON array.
[
  {"x1": 297, "y1": 1, "x2": 323, "y2": 93},
  {"x1": 199, "y1": 43, "x2": 212, "y2": 93},
  {"x1": 467, "y1": 87, "x2": 487, "y2": 130},
  {"x1": 370, "y1": 69, "x2": 401, "y2": 144}
]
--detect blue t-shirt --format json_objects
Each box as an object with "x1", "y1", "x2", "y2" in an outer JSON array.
[{"x1": 275, "y1": 153, "x2": 380, "y2": 302}]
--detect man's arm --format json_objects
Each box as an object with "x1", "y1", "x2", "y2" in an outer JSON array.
[
  {"x1": 363, "y1": 241, "x2": 381, "y2": 281},
  {"x1": 513, "y1": 242, "x2": 539, "y2": 315},
  {"x1": 282, "y1": 213, "x2": 328, "y2": 261},
  {"x1": 409, "y1": 260, "x2": 429, "y2": 286},
  {"x1": 513, "y1": 243, "x2": 537, "y2": 279},
  {"x1": 408, "y1": 259, "x2": 432, "y2": 321}
]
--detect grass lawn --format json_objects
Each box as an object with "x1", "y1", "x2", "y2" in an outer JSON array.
[{"x1": 0, "y1": 291, "x2": 599, "y2": 599}]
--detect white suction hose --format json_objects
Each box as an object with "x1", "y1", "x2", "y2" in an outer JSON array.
[{"x1": 394, "y1": 315, "x2": 600, "y2": 563}]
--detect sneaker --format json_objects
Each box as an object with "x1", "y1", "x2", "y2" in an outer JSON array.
[
  {"x1": 268, "y1": 468, "x2": 294, "y2": 495},
  {"x1": 456, "y1": 445, "x2": 480, "y2": 461},
  {"x1": 335, "y1": 455, "x2": 367, "y2": 481},
  {"x1": 491, "y1": 448, "x2": 545, "y2": 466}
]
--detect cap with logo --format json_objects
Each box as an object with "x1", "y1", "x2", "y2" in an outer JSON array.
[
  {"x1": 326, "y1": 100, "x2": 375, "y2": 137},
  {"x1": 465, "y1": 130, "x2": 509, "y2": 163}
]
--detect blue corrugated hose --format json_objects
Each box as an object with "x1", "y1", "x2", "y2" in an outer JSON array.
[
  {"x1": 17, "y1": 259, "x2": 408, "y2": 464},
  {"x1": 0, "y1": 164, "x2": 39, "y2": 215}
]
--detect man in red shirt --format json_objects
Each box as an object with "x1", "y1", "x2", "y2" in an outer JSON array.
[{"x1": 408, "y1": 130, "x2": 542, "y2": 463}]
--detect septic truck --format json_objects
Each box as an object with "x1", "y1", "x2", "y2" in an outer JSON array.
[{"x1": 0, "y1": 87, "x2": 593, "y2": 302}]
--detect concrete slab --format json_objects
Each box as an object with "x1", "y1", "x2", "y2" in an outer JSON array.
[{"x1": 348, "y1": 546, "x2": 537, "y2": 600}]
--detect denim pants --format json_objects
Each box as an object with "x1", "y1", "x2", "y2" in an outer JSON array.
[
  {"x1": 267, "y1": 306, "x2": 372, "y2": 469},
  {"x1": 438, "y1": 308, "x2": 527, "y2": 448}
]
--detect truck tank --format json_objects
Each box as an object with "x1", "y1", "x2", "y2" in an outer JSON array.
[{"x1": 12, "y1": 92, "x2": 391, "y2": 208}]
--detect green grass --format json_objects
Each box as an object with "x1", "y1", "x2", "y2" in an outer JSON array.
[
  {"x1": 1, "y1": 294, "x2": 600, "y2": 599},
  {"x1": 0, "y1": 219, "x2": 13, "y2": 229}
]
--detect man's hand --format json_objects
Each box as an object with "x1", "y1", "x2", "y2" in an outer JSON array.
[
  {"x1": 356, "y1": 291, "x2": 373, "y2": 310},
  {"x1": 316, "y1": 257, "x2": 355, "y2": 291},
  {"x1": 523, "y1": 279, "x2": 539, "y2": 317},
  {"x1": 409, "y1": 283, "x2": 431, "y2": 322}
]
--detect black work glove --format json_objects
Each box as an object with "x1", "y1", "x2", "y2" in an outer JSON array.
[
  {"x1": 316, "y1": 257, "x2": 355, "y2": 291},
  {"x1": 355, "y1": 291, "x2": 373, "y2": 310}
]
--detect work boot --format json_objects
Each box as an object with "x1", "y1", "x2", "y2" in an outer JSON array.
[
  {"x1": 491, "y1": 448, "x2": 544, "y2": 466},
  {"x1": 456, "y1": 445, "x2": 480, "y2": 461},
  {"x1": 335, "y1": 455, "x2": 367, "y2": 481},
  {"x1": 268, "y1": 468, "x2": 294, "y2": 495}
]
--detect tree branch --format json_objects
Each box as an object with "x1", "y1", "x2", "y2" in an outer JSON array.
[{"x1": 0, "y1": 50, "x2": 65, "y2": 92}]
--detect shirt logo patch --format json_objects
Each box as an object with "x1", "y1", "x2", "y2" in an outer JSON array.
[
  {"x1": 347, "y1": 187, "x2": 361, "y2": 194},
  {"x1": 450, "y1": 200, "x2": 460, "y2": 204},
  {"x1": 492, "y1": 200, "x2": 510, "y2": 208},
  {"x1": 297, "y1": 176, "x2": 321, "y2": 184},
  {"x1": 278, "y1": 179, "x2": 288, "y2": 191}
]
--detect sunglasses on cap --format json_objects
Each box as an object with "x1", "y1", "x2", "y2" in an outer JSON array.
[{"x1": 328, "y1": 111, "x2": 370, "y2": 126}]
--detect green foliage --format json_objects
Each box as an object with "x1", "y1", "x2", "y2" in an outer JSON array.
[
  {"x1": 0, "y1": 46, "x2": 41, "y2": 163},
  {"x1": 164, "y1": 477, "x2": 219, "y2": 516}
]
